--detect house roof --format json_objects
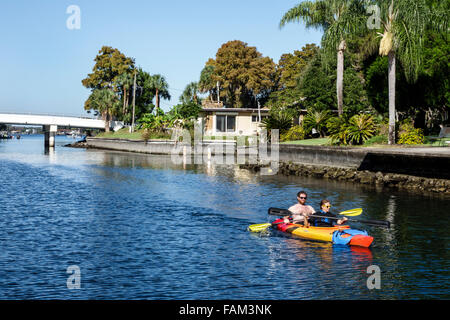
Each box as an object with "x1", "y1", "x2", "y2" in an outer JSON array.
[{"x1": 200, "y1": 108, "x2": 270, "y2": 113}]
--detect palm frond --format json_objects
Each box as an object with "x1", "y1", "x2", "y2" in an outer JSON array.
[{"x1": 280, "y1": 0, "x2": 332, "y2": 31}]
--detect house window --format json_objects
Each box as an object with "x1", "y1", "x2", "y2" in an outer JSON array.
[
  {"x1": 252, "y1": 115, "x2": 267, "y2": 122},
  {"x1": 216, "y1": 115, "x2": 236, "y2": 133}
]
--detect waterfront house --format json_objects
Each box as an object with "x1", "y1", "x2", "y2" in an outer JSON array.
[
  {"x1": 199, "y1": 101, "x2": 270, "y2": 136},
  {"x1": 198, "y1": 101, "x2": 309, "y2": 136}
]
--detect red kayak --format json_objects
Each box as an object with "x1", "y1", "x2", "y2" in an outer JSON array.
[{"x1": 273, "y1": 218, "x2": 374, "y2": 248}]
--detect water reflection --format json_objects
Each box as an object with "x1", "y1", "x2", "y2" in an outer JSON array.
[{"x1": 0, "y1": 135, "x2": 449, "y2": 299}]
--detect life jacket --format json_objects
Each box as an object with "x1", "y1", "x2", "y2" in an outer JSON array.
[{"x1": 310, "y1": 209, "x2": 334, "y2": 227}]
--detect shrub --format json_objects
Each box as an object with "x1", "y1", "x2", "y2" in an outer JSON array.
[
  {"x1": 141, "y1": 129, "x2": 151, "y2": 141},
  {"x1": 363, "y1": 134, "x2": 388, "y2": 146},
  {"x1": 139, "y1": 108, "x2": 172, "y2": 133},
  {"x1": 346, "y1": 114, "x2": 377, "y2": 145},
  {"x1": 327, "y1": 116, "x2": 350, "y2": 145},
  {"x1": 303, "y1": 109, "x2": 331, "y2": 137},
  {"x1": 398, "y1": 122, "x2": 425, "y2": 145},
  {"x1": 281, "y1": 125, "x2": 306, "y2": 142},
  {"x1": 261, "y1": 108, "x2": 294, "y2": 135},
  {"x1": 327, "y1": 114, "x2": 377, "y2": 145}
]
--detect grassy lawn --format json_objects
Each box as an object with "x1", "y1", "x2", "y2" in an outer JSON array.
[
  {"x1": 92, "y1": 131, "x2": 449, "y2": 147},
  {"x1": 281, "y1": 138, "x2": 330, "y2": 146},
  {"x1": 280, "y1": 135, "x2": 449, "y2": 147},
  {"x1": 424, "y1": 136, "x2": 450, "y2": 147},
  {"x1": 94, "y1": 128, "x2": 171, "y2": 140}
]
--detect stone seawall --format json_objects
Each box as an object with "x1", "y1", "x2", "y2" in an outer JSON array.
[
  {"x1": 84, "y1": 138, "x2": 450, "y2": 194},
  {"x1": 257, "y1": 145, "x2": 450, "y2": 194},
  {"x1": 240, "y1": 162, "x2": 450, "y2": 194},
  {"x1": 86, "y1": 138, "x2": 177, "y2": 154},
  {"x1": 85, "y1": 137, "x2": 239, "y2": 155},
  {"x1": 278, "y1": 144, "x2": 450, "y2": 179}
]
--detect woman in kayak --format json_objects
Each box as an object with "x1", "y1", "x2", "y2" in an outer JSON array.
[
  {"x1": 283, "y1": 191, "x2": 316, "y2": 225},
  {"x1": 308, "y1": 199, "x2": 348, "y2": 227}
]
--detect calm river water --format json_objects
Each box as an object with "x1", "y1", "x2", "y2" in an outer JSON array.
[{"x1": 0, "y1": 135, "x2": 449, "y2": 299}]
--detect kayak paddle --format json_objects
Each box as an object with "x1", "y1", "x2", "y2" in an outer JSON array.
[
  {"x1": 268, "y1": 207, "x2": 363, "y2": 217},
  {"x1": 268, "y1": 207, "x2": 390, "y2": 228},
  {"x1": 248, "y1": 208, "x2": 364, "y2": 233},
  {"x1": 247, "y1": 220, "x2": 287, "y2": 233}
]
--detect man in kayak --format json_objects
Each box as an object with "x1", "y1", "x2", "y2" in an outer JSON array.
[
  {"x1": 283, "y1": 191, "x2": 315, "y2": 225},
  {"x1": 308, "y1": 199, "x2": 348, "y2": 227}
]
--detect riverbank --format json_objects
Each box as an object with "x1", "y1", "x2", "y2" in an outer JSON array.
[
  {"x1": 241, "y1": 162, "x2": 450, "y2": 195},
  {"x1": 76, "y1": 137, "x2": 450, "y2": 194},
  {"x1": 255, "y1": 144, "x2": 450, "y2": 194}
]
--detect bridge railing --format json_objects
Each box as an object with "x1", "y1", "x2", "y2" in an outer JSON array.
[{"x1": 0, "y1": 111, "x2": 99, "y2": 120}]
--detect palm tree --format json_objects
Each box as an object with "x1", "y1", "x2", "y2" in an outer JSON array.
[
  {"x1": 148, "y1": 74, "x2": 171, "y2": 111},
  {"x1": 372, "y1": 0, "x2": 447, "y2": 144},
  {"x1": 87, "y1": 88, "x2": 120, "y2": 132},
  {"x1": 116, "y1": 72, "x2": 134, "y2": 115},
  {"x1": 180, "y1": 82, "x2": 200, "y2": 104},
  {"x1": 280, "y1": 0, "x2": 366, "y2": 116}
]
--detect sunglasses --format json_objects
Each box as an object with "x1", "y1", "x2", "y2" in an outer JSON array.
[
  {"x1": 299, "y1": 197, "x2": 307, "y2": 200},
  {"x1": 323, "y1": 205, "x2": 331, "y2": 208}
]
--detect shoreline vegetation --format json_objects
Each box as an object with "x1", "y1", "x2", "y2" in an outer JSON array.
[
  {"x1": 87, "y1": 129, "x2": 449, "y2": 149},
  {"x1": 67, "y1": 137, "x2": 450, "y2": 195},
  {"x1": 70, "y1": 1, "x2": 449, "y2": 194},
  {"x1": 95, "y1": 128, "x2": 171, "y2": 141},
  {"x1": 79, "y1": 1, "x2": 449, "y2": 150}
]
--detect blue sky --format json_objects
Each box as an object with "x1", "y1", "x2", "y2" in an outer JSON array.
[{"x1": 0, "y1": 0, "x2": 322, "y2": 115}]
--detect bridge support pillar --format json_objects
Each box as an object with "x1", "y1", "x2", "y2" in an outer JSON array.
[{"x1": 44, "y1": 125, "x2": 57, "y2": 149}]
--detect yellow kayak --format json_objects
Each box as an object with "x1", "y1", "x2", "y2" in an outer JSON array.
[{"x1": 273, "y1": 218, "x2": 373, "y2": 247}]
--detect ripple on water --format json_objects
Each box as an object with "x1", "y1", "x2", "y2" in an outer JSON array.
[{"x1": 0, "y1": 135, "x2": 449, "y2": 299}]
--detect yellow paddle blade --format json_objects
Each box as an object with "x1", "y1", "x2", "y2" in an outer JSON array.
[
  {"x1": 247, "y1": 223, "x2": 271, "y2": 233},
  {"x1": 339, "y1": 208, "x2": 363, "y2": 217}
]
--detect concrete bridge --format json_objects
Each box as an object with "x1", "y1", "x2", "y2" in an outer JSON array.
[{"x1": 0, "y1": 112, "x2": 111, "y2": 149}]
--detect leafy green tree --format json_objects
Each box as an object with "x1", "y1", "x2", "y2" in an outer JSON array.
[
  {"x1": 280, "y1": 0, "x2": 366, "y2": 116},
  {"x1": 199, "y1": 63, "x2": 218, "y2": 102},
  {"x1": 269, "y1": 44, "x2": 319, "y2": 108},
  {"x1": 168, "y1": 102, "x2": 203, "y2": 129},
  {"x1": 82, "y1": 46, "x2": 134, "y2": 120},
  {"x1": 207, "y1": 40, "x2": 276, "y2": 108},
  {"x1": 278, "y1": 44, "x2": 319, "y2": 88},
  {"x1": 298, "y1": 44, "x2": 369, "y2": 116},
  {"x1": 298, "y1": 52, "x2": 336, "y2": 111},
  {"x1": 363, "y1": 26, "x2": 449, "y2": 134},
  {"x1": 176, "y1": 102, "x2": 203, "y2": 120},
  {"x1": 134, "y1": 69, "x2": 156, "y2": 120},
  {"x1": 82, "y1": 46, "x2": 135, "y2": 91},
  {"x1": 369, "y1": 0, "x2": 448, "y2": 144}
]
